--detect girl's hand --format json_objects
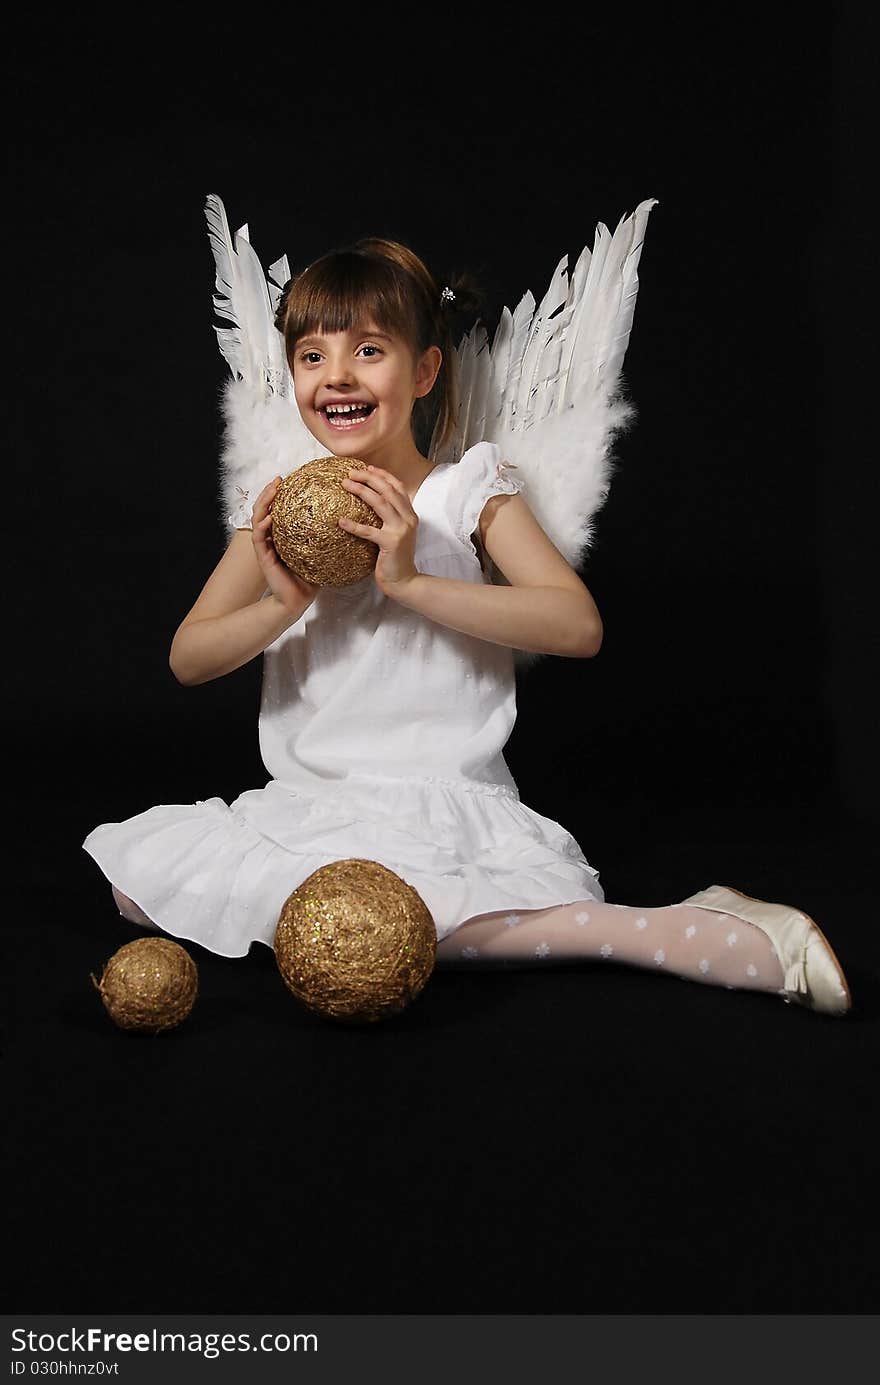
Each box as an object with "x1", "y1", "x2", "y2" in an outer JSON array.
[
  {"x1": 338, "y1": 466, "x2": 420, "y2": 596},
  {"x1": 252, "y1": 478, "x2": 319, "y2": 616}
]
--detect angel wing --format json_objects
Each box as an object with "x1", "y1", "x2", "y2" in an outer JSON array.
[
  {"x1": 430, "y1": 198, "x2": 658, "y2": 585},
  {"x1": 205, "y1": 193, "x2": 324, "y2": 528},
  {"x1": 206, "y1": 191, "x2": 657, "y2": 611}
]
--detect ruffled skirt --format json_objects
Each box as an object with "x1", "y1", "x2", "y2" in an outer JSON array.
[{"x1": 82, "y1": 772, "x2": 605, "y2": 958}]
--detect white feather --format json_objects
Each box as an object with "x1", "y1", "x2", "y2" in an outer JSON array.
[
  {"x1": 205, "y1": 195, "x2": 326, "y2": 528},
  {"x1": 516, "y1": 253, "x2": 569, "y2": 424},
  {"x1": 205, "y1": 195, "x2": 248, "y2": 382},
  {"x1": 266, "y1": 251, "x2": 293, "y2": 398},
  {"x1": 500, "y1": 290, "x2": 536, "y2": 433}
]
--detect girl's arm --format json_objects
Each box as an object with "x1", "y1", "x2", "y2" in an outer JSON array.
[
  {"x1": 393, "y1": 493, "x2": 604, "y2": 659},
  {"x1": 169, "y1": 481, "x2": 317, "y2": 686}
]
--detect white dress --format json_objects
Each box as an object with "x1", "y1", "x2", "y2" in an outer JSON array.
[{"x1": 82, "y1": 442, "x2": 605, "y2": 958}]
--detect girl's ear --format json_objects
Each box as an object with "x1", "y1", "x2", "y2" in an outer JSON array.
[{"x1": 414, "y1": 344, "x2": 442, "y2": 399}]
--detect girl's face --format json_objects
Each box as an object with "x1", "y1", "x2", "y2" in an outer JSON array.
[{"x1": 291, "y1": 321, "x2": 440, "y2": 462}]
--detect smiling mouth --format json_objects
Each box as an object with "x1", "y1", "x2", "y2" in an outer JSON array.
[{"x1": 320, "y1": 404, "x2": 376, "y2": 429}]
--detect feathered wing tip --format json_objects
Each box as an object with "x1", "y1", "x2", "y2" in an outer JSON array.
[
  {"x1": 267, "y1": 253, "x2": 291, "y2": 301},
  {"x1": 205, "y1": 192, "x2": 297, "y2": 398},
  {"x1": 206, "y1": 196, "x2": 328, "y2": 529},
  {"x1": 206, "y1": 194, "x2": 275, "y2": 387},
  {"x1": 557, "y1": 197, "x2": 658, "y2": 403},
  {"x1": 266, "y1": 251, "x2": 293, "y2": 399},
  {"x1": 595, "y1": 197, "x2": 658, "y2": 389},
  {"x1": 205, "y1": 194, "x2": 249, "y2": 382}
]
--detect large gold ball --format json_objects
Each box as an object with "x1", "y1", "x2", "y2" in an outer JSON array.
[
  {"x1": 274, "y1": 858, "x2": 437, "y2": 1025},
  {"x1": 270, "y1": 456, "x2": 382, "y2": 587},
  {"x1": 91, "y1": 937, "x2": 198, "y2": 1034}
]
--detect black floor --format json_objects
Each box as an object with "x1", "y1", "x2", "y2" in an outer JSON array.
[{"x1": 8, "y1": 816, "x2": 879, "y2": 1315}]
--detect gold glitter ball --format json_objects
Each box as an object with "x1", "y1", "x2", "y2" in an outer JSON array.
[
  {"x1": 270, "y1": 456, "x2": 382, "y2": 587},
  {"x1": 274, "y1": 858, "x2": 437, "y2": 1025},
  {"x1": 91, "y1": 937, "x2": 198, "y2": 1034}
]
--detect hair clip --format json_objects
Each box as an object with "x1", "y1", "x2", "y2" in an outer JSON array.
[{"x1": 440, "y1": 286, "x2": 455, "y2": 304}]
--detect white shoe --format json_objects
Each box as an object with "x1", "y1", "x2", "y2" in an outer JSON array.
[{"x1": 678, "y1": 884, "x2": 852, "y2": 1017}]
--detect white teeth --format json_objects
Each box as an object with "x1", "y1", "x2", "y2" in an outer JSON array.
[{"x1": 323, "y1": 403, "x2": 374, "y2": 427}]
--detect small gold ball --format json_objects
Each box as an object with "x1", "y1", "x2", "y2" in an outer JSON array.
[
  {"x1": 274, "y1": 859, "x2": 437, "y2": 1025},
  {"x1": 270, "y1": 456, "x2": 381, "y2": 587},
  {"x1": 91, "y1": 937, "x2": 198, "y2": 1034}
]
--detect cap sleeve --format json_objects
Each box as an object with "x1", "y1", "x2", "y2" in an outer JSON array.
[{"x1": 444, "y1": 442, "x2": 525, "y2": 553}]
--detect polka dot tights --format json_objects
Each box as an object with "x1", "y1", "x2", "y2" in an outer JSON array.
[{"x1": 435, "y1": 900, "x2": 786, "y2": 994}]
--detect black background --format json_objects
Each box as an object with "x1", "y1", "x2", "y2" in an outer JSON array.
[{"x1": 7, "y1": 12, "x2": 878, "y2": 1317}]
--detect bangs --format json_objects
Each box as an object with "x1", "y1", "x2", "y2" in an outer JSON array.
[{"x1": 282, "y1": 252, "x2": 415, "y2": 356}]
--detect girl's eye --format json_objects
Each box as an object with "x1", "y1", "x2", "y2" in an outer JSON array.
[{"x1": 298, "y1": 344, "x2": 383, "y2": 363}]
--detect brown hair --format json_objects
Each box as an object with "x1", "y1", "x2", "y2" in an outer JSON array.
[{"x1": 274, "y1": 236, "x2": 484, "y2": 458}]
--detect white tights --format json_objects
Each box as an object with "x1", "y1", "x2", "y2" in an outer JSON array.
[
  {"x1": 434, "y1": 899, "x2": 786, "y2": 994},
  {"x1": 113, "y1": 885, "x2": 786, "y2": 995}
]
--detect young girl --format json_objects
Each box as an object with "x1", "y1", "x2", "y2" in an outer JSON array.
[{"x1": 82, "y1": 228, "x2": 852, "y2": 1017}]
